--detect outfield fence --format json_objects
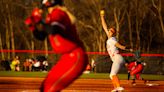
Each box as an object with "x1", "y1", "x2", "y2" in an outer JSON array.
[{"x1": 0, "y1": 50, "x2": 164, "y2": 75}]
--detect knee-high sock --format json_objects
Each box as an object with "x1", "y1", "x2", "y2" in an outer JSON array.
[{"x1": 111, "y1": 75, "x2": 120, "y2": 88}]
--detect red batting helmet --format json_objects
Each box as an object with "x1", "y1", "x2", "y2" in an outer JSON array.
[{"x1": 41, "y1": 0, "x2": 63, "y2": 7}]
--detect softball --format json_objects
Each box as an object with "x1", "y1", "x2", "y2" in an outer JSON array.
[{"x1": 100, "y1": 10, "x2": 105, "y2": 15}]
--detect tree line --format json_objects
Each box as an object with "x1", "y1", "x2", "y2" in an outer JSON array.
[{"x1": 0, "y1": 0, "x2": 164, "y2": 60}]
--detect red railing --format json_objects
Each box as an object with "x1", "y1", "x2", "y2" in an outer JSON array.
[{"x1": 0, "y1": 49, "x2": 164, "y2": 57}]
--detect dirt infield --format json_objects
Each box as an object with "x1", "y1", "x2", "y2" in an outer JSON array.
[{"x1": 0, "y1": 77, "x2": 164, "y2": 92}]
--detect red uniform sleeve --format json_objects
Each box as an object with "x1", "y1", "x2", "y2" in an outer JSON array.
[{"x1": 46, "y1": 8, "x2": 67, "y2": 30}]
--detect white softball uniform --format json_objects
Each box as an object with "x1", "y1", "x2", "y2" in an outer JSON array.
[{"x1": 106, "y1": 37, "x2": 125, "y2": 77}]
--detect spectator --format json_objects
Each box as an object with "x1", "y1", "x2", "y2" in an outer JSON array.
[
  {"x1": 1, "y1": 60, "x2": 11, "y2": 71},
  {"x1": 86, "y1": 64, "x2": 91, "y2": 71},
  {"x1": 42, "y1": 60, "x2": 48, "y2": 71},
  {"x1": 83, "y1": 63, "x2": 91, "y2": 74},
  {"x1": 28, "y1": 58, "x2": 33, "y2": 71},
  {"x1": 23, "y1": 58, "x2": 31, "y2": 71},
  {"x1": 32, "y1": 60, "x2": 41, "y2": 71},
  {"x1": 91, "y1": 58, "x2": 96, "y2": 73},
  {"x1": 10, "y1": 56, "x2": 20, "y2": 71}
]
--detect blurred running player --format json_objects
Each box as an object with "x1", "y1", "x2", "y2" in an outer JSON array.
[{"x1": 25, "y1": 0, "x2": 88, "y2": 92}]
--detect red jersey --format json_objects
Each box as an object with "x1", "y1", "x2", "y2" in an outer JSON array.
[
  {"x1": 128, "y1": 61, "x2": 136, "y2": 71},
  {"x1": 45, "y1": 7, "x2": 82, "y2": 54}
]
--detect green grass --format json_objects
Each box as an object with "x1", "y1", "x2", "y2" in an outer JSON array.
[
  {"x1": 0, "y1": 71, "x2": 163, "y2": 80},
  {"x1": 0, "y1": 71, "x2": 47, "y2": 77},
  {"x1": 80, "y1": 73, "x2": 164, "y2": 80}
]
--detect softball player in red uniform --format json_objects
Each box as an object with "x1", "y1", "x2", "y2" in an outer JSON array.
[
  {"x1": 125, "y1": 51, "x2": 147, "y2": 85},
  {"x1": 126, "y1": 61, "x2": 144, "y2": 84},
  {"x1": 100, "y1": 10, "x2": 133, "y2": 92},
  {"x1": 25, "y1": 0, "x2": 88, "y2": 92}
]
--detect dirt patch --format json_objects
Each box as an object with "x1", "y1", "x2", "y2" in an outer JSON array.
[{"x1": 0, "y1": 77, "x2": 164, "y2": 92}]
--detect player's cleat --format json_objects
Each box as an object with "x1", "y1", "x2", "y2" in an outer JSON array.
[
  {"x1": 111, "y1": 88, "x2": 118, "y2": 92},
  {"x1": 131, "y1": 81, "x2": 136, "y2": 86},
  {"x1": 132, "y1": 83, "x2": 136, "y2": 86},
  {"x1": 111, "y1": 87, "x2": 124, "y2": 92},
  {"x1": 143, "y1": 80, "x2": 149, "y2": 84},
  {"x1": 116, "y1": 87, "x2": 124, "y2": 91}
]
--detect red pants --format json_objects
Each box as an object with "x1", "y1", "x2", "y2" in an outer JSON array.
[
  {"x1": 128, "y1": 62, "x2": 143, "y2": 80},
  {"x1": 41, "y1": 47, "x2": 88, "y2": 92}
]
